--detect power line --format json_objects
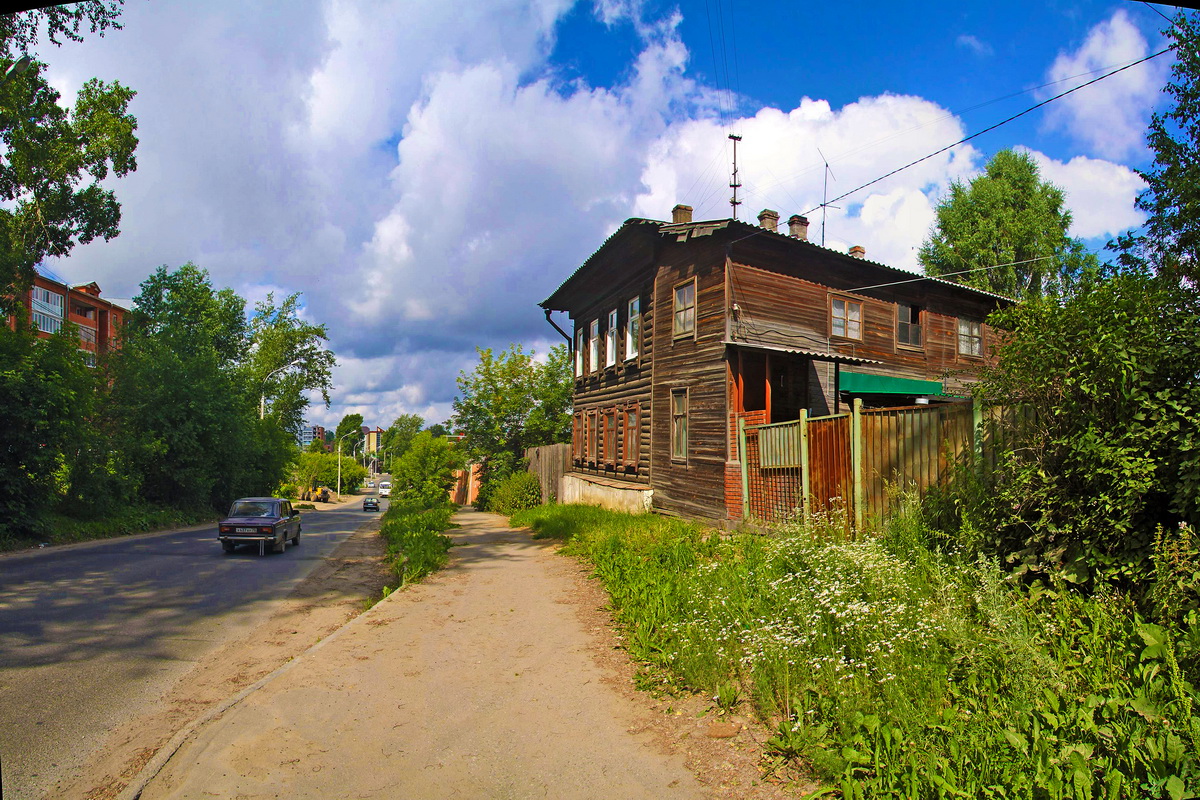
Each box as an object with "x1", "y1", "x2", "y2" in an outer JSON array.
[{"x1": 845, "y1": 256, "x2": 1055, "y2": 294}]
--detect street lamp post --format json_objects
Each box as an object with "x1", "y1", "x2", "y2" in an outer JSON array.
[
  {"x1": 336, "y1": 431, "x2": 356, "y2": 499},
  {"x1": 260, "y1": 359, "x2": 303, "y2": 420}
]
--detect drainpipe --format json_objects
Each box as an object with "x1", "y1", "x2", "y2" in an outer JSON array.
[{"x1": 543, "y1": 308, "x2": 572, "y2": 347}]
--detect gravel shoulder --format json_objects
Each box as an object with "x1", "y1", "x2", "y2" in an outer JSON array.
[{"x1": 67, "y1": 508, "x2": 809, "y2": 799}]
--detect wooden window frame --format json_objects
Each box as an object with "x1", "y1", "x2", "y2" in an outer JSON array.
[
  {"x1": 670, "y1": 388, "x2": 688, "y2": 463},
  {"x1": 572, "y1": 411, "x2": 584, "y2": 463},
  {"x1": 673, "y1": 279, "x2": 696, "y2": 340},
  {"x1": 620, "y1": 402, "x2": 641, "y2": 471},
  {"x1": 605, "y1": 308, "x2": 618, "y2": 368},
  {"x1": 602, "y1": 407, "x2": 617, "y2": 468},
  {"x1": 574, "y1": 329, "x2": 583, "y2": 377},
  {"x1": 830, "y1": 295, "x2": 863, "y2": 341},
  {"x1": 957, "y1": 318, "x2": 983, "y2": 358},
  {"x1": 586, "y1": 409, "x2": 599, "y2": 466},
  {"x1": 589, "y1": 319, "x2": 600, "y2": 373},
  {"x1": 896, "y1": 303, "x2": 923, "y2": 350},
  {"x1": 626, "y1": 297, "x2": 640, "y2": 361}
]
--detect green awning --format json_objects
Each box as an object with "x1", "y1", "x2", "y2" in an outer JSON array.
[{"x1": 839, "y1": 370, "x2": 944, "y2": 396}]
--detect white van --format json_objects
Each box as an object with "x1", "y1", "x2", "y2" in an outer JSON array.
[{"x1": 378, "y1": 481, "x2": 391, "y2": 498}]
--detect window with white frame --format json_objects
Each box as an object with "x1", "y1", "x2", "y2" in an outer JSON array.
[
  {"x1": 957, "y1": 319, "x2": 983, "y2": 357},
  {"x1": 31, "y1": 286, "x2": 64, "y2": 334},
  {"x1": 626, "y1": 297, "x2": 640, "y2": 360},
  {"x1": 673, "y1": 280, "x2": 695, "y2": 338},
  {"x1": 831, "y1": 297, "x2": 862, "y2": 340},
  {"x1": 605, "y1": 308, "x2": 617, "y2": 367},
  {"x1": 589, "y1": 319, "x2": 600, "y2": 371},
  {"x1": 575, "y1": 330, "x2": 583, "y2": 376}
]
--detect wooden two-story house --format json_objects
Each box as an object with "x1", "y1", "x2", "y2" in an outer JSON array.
[{"x1": 540, "y1": 204, "x2": 1010, "y2": 522}]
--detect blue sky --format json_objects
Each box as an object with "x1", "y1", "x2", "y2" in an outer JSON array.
[{"x1": 35, "y1": 0, "x2": 1176, "y2": 430}]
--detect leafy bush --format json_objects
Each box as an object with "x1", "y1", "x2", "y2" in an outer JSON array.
[
  {"x1": 510, "y1": 503, "x2": 1200, "y2": 797},
  {"x1": 377, "y1": 499, "x2": 455, "y2": 585},
  {"x1": 393, "y1": 431, "x2": 463, "y2": 507},
  {"x1": 487, "y1": 471, "x2": 543, "y2": 515}
]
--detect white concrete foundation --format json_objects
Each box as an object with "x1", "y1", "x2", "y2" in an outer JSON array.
[{"x1": 559, "y1": 474, "x2": 653, "y2": 514}]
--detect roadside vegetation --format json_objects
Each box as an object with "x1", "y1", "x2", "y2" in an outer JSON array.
[
  {"x1": 377, "y1": 431, "x2": 464, "y2": 588},
  {"x1": 511, "y1": 503, "x2": 1200, "y2": 797}
]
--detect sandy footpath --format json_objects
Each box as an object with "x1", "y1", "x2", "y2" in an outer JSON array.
[{"x1": 139, "y1": 509, "x2": 713, "y2": 799}]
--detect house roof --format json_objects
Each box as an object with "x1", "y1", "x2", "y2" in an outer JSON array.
[
  {"x1": 541, "y1": 216, "x2": 1013, "y2": 312},
  {"x1": 722, "y1": 339, "x2": 881, "y2": 366}
]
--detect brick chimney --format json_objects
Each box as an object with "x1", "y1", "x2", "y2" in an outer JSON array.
[
  {"x1": 849, "y1": 245, "x2": 866, "y2": 259},
  {"x1": 757, "y1": 208, "x2": 779, "y2": 230},
  {"x1": 787, "y1": 214, "x2": 809, "y2": 241},
  {"x1": 672, "y1": 204, "x2": 693, "y2": 224}
]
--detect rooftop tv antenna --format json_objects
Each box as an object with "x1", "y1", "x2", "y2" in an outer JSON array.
[
  {"x1": 817, "y1": 147, "x2": 839, "y2": 247},
  {"x1": 729, "y1": 133, "x2": 742, "y2": 220}
]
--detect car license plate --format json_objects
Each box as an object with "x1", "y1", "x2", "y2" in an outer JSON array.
[{"x1": 235, "y1": 527, "x2": 255, "y2": 533}]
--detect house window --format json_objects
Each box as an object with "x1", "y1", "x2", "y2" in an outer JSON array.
[
  {"x1": 589, "y1": 319, "x2": 600, "y2": 372},
  {"x1": 958, "y1": 319, "x2": 983, "y2": 357},
  {"x1": 626, "y1": 297, "x2": 640, "y2": 360},
  {"x1": 621, "y1": 403, "x2": 640, "y2": 470},
  {"x1": 80, "y1": 350, "x2": 96, "y2": 367},
  {"x1": 897, "y1": 304, "x2": 922, "y2": 347},
  {"x1": 673, "y1": 280, "x2": 695, "y2": 338},
  {"x1": 575, "y1": 330, "x2": 583, "y2": 377},
  {"x1": 31, "y1": 286, "x2": 64, "y2": 334},
  {"x1": 605, "y1": 309, "x2": 618, "y2": 367},
  {"x1": 603, "y1": 407, "x2": 617, "y2": 467},
  {"x1": 78, "y1": 326, "x2": 97, "y2": 345},
  {"x1": 831, "y1": 297, "x2": 862, "y2": 340},
  {"x1": 586, "y1": 409, "x2": 598, "y2": 465},
  {"x1": 572, "y1": 412, "x2": 584, "y2": 462},
  {"x1": 671, "y1": 388, "x2": 688, "y2": 461}
]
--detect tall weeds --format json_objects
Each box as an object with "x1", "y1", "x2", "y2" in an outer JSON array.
[
  {"x1": 378, "y1": 500, "x2": 455, "y2": 586},
  {"x1": 510, "y1": 504, "x2": 1200, "y2": 798}
]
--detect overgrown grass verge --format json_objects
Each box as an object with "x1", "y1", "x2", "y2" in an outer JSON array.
[
  {"x1": 378, "y1": 500, "x2": 456, "y2": 587},
  {"x1": 0, "y1": 505, "x2": 218, "y2": 552},
  {"x1": 510, "y1": 504, "x2": 1200, "y2": 798}
]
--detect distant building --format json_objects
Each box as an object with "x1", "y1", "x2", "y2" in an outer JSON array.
[
  {"x1": 8, "y1": 273, "x2": 127, "y2": 366},
  {"x1": 298, "y1": 424, "x2": 326, "y2": 450}
]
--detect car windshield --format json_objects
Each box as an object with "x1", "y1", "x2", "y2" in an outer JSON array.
[{"x1": 228, "y1": 501, "x2": 277, "y2": 517}]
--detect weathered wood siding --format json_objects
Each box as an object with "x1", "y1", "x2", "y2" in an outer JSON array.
[
  {"x1": 569, "y1": 233, "x2": 655, "y2": 485},
  {"x1": 649, "y1": 245, "x2": 729, "y2": 521}
]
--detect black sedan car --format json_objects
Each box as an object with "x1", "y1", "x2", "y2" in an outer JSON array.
[
  {"x1": 218, "y1": 497, "x2": 301, "y2": 555},
  {"x1": 363, "y1": 497, "x2": 380, "y2": 512}
]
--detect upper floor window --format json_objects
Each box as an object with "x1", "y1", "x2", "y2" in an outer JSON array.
[
  {"x1": 897, "y1": 304, "x2": 922, "y2": 347},
  {"x1": 673, "y1": 280, "x2": 695, "y2": 338},
  {"x1": 31, "y1": 286, "x2": 64, "y2": 321},
  {"x1": 589, "y1": 319, "x2": 600, "y2": 371},
  {"x1": 831, "y1": 297, "x2": 862, "y2": 340},
  {"x1": 575, "y1": 330, "x2": 583, "y2": 377},
  {"x1": 626, "y1": 297, "x2": 640, "y2": 360},
  {"x1": 605, "y1": 308, "x2": 618, "y2": 367},
  {"x1": 32, "y1": 311, "x2": 62, "y2": 334},
  {"x1": 958, "y1": 319, "x2": 983, "y2": 357}
]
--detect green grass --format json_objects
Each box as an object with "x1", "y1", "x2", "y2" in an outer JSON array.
[
  {"x1": 0, "y1": 505, "x2": 218, "y2": 551},
  {"x1": 377, "y1": 500, "x2": 456, "y2": 586},
  {"x1": 509, "y1": 504, "x2": 1200, "y2": 798}
]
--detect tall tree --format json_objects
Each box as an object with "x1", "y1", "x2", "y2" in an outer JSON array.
[
  {"x1": 1115, "y1": 11, "x2": 1200, "y2": 279},
  {"x1": 451, "y1": 343, "x2": 573, "y2": 482},
  {"x1": 380, "y1": 413, "x2": 424, "y2": 471},
  {"x1": 0, "y1": 1, "x2": 137, "y2": 312},
  {"x1": 334, "y1": 413, "x2": 365, "y2": 456},
  {"x1": 248, "y1": 292, "x2": 337, "y2": 436},
  {"x1": 918, "y1": 149, "x2": 1095, "y2": 298}
]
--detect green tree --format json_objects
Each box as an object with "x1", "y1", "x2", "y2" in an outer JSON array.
[
  {"x1": 380, "y1": 413, "x2": 424, "y2": 472},
  {"x1": 451, "y1": 343, "x2": 572, "y2": 500},
  {"x1": 0, "y1": 316, "x2": 99, "y2": 536},
  {"x1": 0, "y1": 2, "x2": 138, "y2": 312},
  {"x1": 334, "y1": 413, "x2": 364, "y2": 456},
  {"x1": 392, "y1": 431, "x2": 464, "y2": 507},
  {"x1": 1115, "y1": 11, "x2": 1200, "y2": 280},
  {"x1": 248, "y1": 292, "x2": 336, "y2": 436},
  {"x1": 918, "y1": 149, "x2": 1096, "y2": 298}
]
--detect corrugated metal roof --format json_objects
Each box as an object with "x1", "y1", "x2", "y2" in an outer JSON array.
[{"x1": 723, "y1": 339, "x2": 882, "y2": 366}]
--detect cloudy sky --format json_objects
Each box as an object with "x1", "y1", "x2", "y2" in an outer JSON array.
[{"x1": 36, "y1": 0, "x2": 1173, "y2": 430}]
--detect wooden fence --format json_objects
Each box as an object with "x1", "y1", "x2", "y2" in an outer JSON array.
[
  {"x1": 525, "y1": 443, "x2": 572, "y2": 504},
  {"x1": 739, "y1": 399, "x2": 983, "y2": 529}
]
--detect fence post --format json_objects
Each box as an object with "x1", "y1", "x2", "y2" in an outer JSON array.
[
  {"x1": 852, "y1": 397, "x2": 864, "y2": 532},
  {"x1": 738, "y1": 416, "x2": 750, "y2": 521},
  {"x1": 799, "y1": 408, "x2": 811, "y2": 526}
]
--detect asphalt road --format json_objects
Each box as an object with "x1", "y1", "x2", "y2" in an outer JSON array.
[{"x1": 0, "y1": 496, "x2": 385, "y2": 800}]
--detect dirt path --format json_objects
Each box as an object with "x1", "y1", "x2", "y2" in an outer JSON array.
[{"x1": 133, "y1": 509, "x2": 799, "y2": 799}]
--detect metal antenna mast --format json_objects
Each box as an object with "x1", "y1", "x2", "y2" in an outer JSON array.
[
  {"x1": 817, "y1": 147, "x2": 839, "y2": 247},
  {"x1": 728, "y1": 133, "x2": 742, "y2": 219}
]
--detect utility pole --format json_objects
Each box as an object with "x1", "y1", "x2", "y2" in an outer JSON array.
[{"x1": 729, "y1": 133, "x2": 742, "y2": 220}]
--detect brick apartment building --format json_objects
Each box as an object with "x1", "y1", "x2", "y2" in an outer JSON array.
[{"x1": 10, "y1": 273, "x2": 128, "y2": 365}]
